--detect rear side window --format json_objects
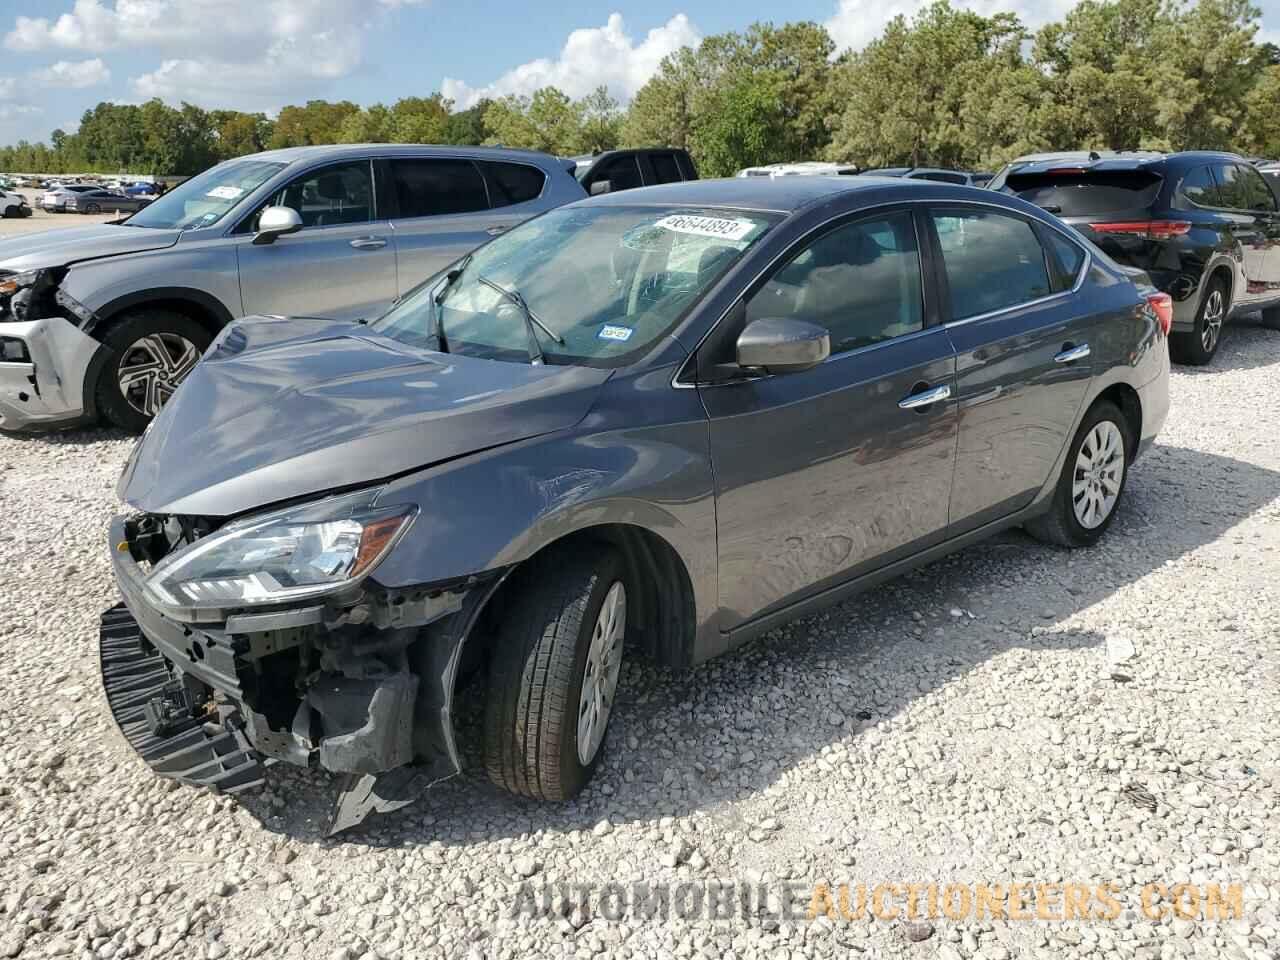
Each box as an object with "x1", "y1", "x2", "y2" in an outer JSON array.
[
  {"x1": 912, "y1": 171, "x2": 966, "y2": 184},
  {"x1": 931, "y1": 209, "x2": 1052, "y2": 319},
  {"x1": 1179, "y1": 165, "x2": 1219, "y2": 207},
  {"x1": 649, "y1": 153, "x2": 682, "y2": 184},
  {"x1": 1002, "y1": 170, "x2": 1163, "y2": 217},
  {"x1": 391, "y1": 158, "x2": 488, "y2": 217},
  {"x1": 594, "y1": 156, "x2": 643, "y2": 191},
  {"x1": 1234, "y1": 163, "x2": 1277, "y2": 212},
  {"x1": 482, "y1": 161, "x2": 545, "y2": 207},
  {"x1": 676, "y1": 152, "x2": 697, "y2": 180}
]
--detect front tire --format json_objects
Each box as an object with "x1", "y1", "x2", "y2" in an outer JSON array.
[
  {"x1": 94, "y1": 309, "x2": 210, "y2": 432},
  {"x1": 484, "y1": 547, "x2": 628, "y2": 802},
  {"x1": 1170, "y1": 277, "x2": 1227, "y2": 365},
  {"x1": 1026, "y1": 401, "x2": 1132, "y2": 548}
]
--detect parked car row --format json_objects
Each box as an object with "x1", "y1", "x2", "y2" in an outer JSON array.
[{"x1": 88, "y1": 169, "x2": 1171, "y2": 833}]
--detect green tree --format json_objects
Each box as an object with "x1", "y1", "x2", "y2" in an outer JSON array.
[
  {"x1": 1243, "y1": 63, "x2": 1280, "y2": 155},
  {"x1": 578, "y1": 86, "x2": 622, "y2": 152},
  {"x1": 389, "y1": 95, "x2": 451, "y2": 143},
  {"x1": 693, "y1": 70, "x2": 790, "y2": 176},
  {"x1": 338, "y1": 104, "x2": 394, "y2": 143},
  {"x1": 268, "y1": 100, "x2": 360, "y2": 148},
  {"x1": 444, "y1": 99, "x2": 492, "y2": 144},
  {"x1": 484, "y1": 87, "x2": 584, "y2": 153}
]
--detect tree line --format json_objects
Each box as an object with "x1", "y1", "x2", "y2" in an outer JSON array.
[{"x1": 3, "y1": 0, "x2": 1279, "y2": 179}]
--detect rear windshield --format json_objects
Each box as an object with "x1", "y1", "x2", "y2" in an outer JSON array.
[{"x1": 1002, "y1": 170, "x2": 1163, "y2": 216}]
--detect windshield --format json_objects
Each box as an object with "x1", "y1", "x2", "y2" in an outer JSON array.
[
  {"x1": 123, "y1": 159, "x2": 285, "y2": 230},
  {"x1": 373, "y1": 205, "x2": 777, "y2": 366}
]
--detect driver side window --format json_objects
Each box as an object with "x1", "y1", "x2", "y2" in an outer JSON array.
[
  {"x1": 245, "y1": 160, "x2": 373, "y2": 232},
  {"x1": 746, "y1": 211, "x2": 924, "y2": 355}
]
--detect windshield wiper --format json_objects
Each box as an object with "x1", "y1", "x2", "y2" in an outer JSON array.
[
  {"x1": 476, "y1": 274, "x2": 564, "y2": 365},
  {"x1": 431, "y1": 255, "x2": 471, "y2": 352}
]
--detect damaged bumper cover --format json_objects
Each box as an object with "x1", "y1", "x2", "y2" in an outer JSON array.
[
  {"x1": 101, "y1": 514, "x2": 495, "y2": 831},
  {"x1": 0, "y1": 316, "x2": 100, "y2": 431}
]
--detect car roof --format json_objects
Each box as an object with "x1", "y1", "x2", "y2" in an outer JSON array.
[
  {"x1": 238, "y1": 143, "x2": 565, "y2": 167},
  {"x1": 1006, "y1": 150, "x2": 1244, "y2": 175},
  {"x1": 578, "y1": 174, "x2": 1006, "y2": 215}
]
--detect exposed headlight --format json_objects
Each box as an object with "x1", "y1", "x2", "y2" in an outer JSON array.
[
  {"x1": 0, "y1": 270, "x2": 38, "y2": 297},
  {"x1": 144, "y1": 488, "x2": 416, "y2": 614}
]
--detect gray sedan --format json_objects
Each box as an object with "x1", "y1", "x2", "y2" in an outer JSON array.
[
  {"x1": 101, "y1": 176, "x2": 1170, "y2": 832},
  {"x1": 64, "y1": 189, "x2": 151, "y2": 214}
]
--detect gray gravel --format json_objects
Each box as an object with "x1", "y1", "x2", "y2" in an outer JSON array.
[{"x1": 1, "y1": 321, "x2": 1278, "y2": 959}]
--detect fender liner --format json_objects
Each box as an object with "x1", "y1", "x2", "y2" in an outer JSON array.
[{"x1": 88, "y1": 286, "x2": 236, "y2": 337}]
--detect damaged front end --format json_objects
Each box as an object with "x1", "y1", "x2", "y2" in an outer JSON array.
[
  {"x1": 101, "y1": 492, "x2": 498, "y2": 833},
  {"x1": 0, "y1": 267, "x2": 101, "y2": 430}
]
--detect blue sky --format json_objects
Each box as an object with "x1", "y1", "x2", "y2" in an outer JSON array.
[{"x1": 2, "y1": 0, "x2": 1279, "y2": 147}]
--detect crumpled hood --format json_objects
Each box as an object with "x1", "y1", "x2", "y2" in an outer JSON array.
[
  {"x1": 120, "y1": 316, "x2": 613, "y2": 516},
  {"x1": 0, "y1": 224, "x2": 180, "y2": 273}
]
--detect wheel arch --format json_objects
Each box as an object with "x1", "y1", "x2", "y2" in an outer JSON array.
[
  {"x1": 1090, "y1": 382, "x2": 1143, "y2": 457},
  {"x1": 89, "y1": 287, "x2": 235, "y2": 340},
  {"x1": 462, "y1": 521, "x2": 699, "y2": 688}
]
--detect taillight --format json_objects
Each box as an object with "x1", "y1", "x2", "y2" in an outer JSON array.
[
  {"x1": 1091, "y1": 220, "x2": 1191, "y2": 240},
  {"x1": 1145, "y1": 292, "x2": 1173, "y2": 336}
]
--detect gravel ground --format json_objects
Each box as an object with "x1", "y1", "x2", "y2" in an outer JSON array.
[{"x1": 1, "y1": 320, "x2": 1277, "y2": 960}]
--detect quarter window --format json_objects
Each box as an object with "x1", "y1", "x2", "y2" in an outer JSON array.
[
  {"x1": 390, "y1": 158, "x2": 489, "y2": 217},
  {"x1": 746, "y1": 211, "x2": 924, "y2": 355},
  {"x1": 482, "y1": 161, "x2": 545, "y2": 207},
  {"x1": 274, "y1": 161, "x2": 372, "y2": 228},
  {"x1": 1043, "y1": 229, "x2": 1086, "y2": 292},
  {"x1": 1180, "y1": 165, "x2": 1219, "y2": 207},
  {"x1": 931, "y1": 209, "x2": 1052, "y2": 320}
]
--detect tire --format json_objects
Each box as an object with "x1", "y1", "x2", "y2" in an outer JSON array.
[
  {"x1": 1170, "y1": 277, "x2": 1227, "y2": 365},
  {"x1": 93, "y1": 309, "x2": 211, "y2": 432},
  {"x1": 84, "y1": 202, "x2": 101, "y2": 214},
  {"x1": 1026, "y1": 401, "x2": 1133, "y2": 549},
  {"x1": 484, "y1": 547, "x2": 629, "y2": 802}
]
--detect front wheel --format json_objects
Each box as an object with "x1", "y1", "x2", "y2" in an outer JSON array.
[
  {"x1": 84, "y1": 202, "x2": 101, "y2": 214},
  {"x1": 94, "y1": 309, "x2": 211, "y2": 432},
  {"x1": 1026, "y1": 401, "x2": 1132, "y2": 548},
  {"x1": 484, "y1": 548, "x2": 628, "y2": 802},
  {"x1": 1170, "y1": 278, "x2": 1227, "y2": 365}
]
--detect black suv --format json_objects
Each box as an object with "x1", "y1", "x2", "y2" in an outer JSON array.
[
  {"x1": 569, "y1": 148, "x2": 697, "y2": 196},
  {"x1": 991, "y1": 151, "x2": 1280, "y2": 364}
]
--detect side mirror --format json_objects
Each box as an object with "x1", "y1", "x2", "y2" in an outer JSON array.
[
  {"x1": 252, "y1": 205, "x2": 303, "y2": 245},
  {"x1": 736, "y1": 317, "x2": 830, "y2": 374},
  {"x1": 589, "y1": 179, "x2": 613, "y2": 196}
]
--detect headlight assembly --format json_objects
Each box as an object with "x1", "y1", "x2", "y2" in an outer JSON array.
[
  {"x1": 144, "y1": 488, "x2": 415, "y2": 614},
  {"x1": 0, "y1": 270, "x2": 38, "y2": 298}
]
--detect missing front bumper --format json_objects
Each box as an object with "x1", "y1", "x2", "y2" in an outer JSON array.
[{"x1": 99, "y1": 604, "x2": 264, "y2": 793}]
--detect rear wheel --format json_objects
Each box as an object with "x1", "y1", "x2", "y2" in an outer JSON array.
[
  {"x1": 1026, "y1": 401, "x2": 1132, "y2": 548},
  {"x1": 1170, "y1": 277, "x2": 1227, "y2": 365},
  {"x1": 94, "y1": 309, "x2": 210, "y2": 432},
  {"x1": 484, "y1": 547, "x2": 628, "y2": 802},
  {"x1": 84, "y1": 202, "x2": 101, "y2": 214}
]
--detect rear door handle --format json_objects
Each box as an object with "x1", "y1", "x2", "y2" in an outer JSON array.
[
  {"x1": 1054, "y1": 343, "x2": 1091, "y2": 364},
  {"x1": 898, "y1": 383, "x2": 952, "y2": 410},
  {"x1": 350, "y1": 236, "x2": 387, "y2": 250},
  {"x1": 485, "y1": 225, "x2": 509, "y2": 237}
]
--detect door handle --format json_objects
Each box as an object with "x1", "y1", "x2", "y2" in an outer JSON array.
[
  {"x1": 485, "y1": 225, "x2": 509, "y2": 237},
  {"x1": 350, "y1": 236, "x2": 387, "y2": 250},
  {"x1": 898, "y1": 383, "x2": 952, "y2": 410},
  {"x1": 1054, "y1": 343, "x2": 1091, "y2": 364}
]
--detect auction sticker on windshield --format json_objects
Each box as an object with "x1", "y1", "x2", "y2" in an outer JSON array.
[
  {"x1": 206, "y1": 186, "x2": 244, "y2": 200},
  {"x1": 655, "y1": 214, "x2": 755, "y2": 242},
  {"x1": 598, "y1": 324, "x2": 634, "y2": 342}
]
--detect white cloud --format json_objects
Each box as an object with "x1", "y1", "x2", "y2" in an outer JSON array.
[
  {"x1": 442, "y1": 13, "x2": 701, "y2": 109},
  {"x1": 0, "y1": 104, "x2": 41, "y2": 119},
  {"x1": 4, "y1": 1, "x2": 422, "y2": 110},
  {"x1": 824, "y1": 0, "x2": 1078, "y2": 52},
  {"x1": 0, "y1": 78, "x2": 16, "y2": 100},
  {"x1": 28, "y1": 57, "x2": 111, "y2": 89}
]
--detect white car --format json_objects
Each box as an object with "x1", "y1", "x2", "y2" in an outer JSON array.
[
  {"x1": 40, "y1": 184, "x2": 96, "y2": 212},
  {"x1": 1, "y1": 189, "x2": 31, "y2": 219},
  {"x1": 736, "y1": 161, "x2": 861, "y2": 178}
]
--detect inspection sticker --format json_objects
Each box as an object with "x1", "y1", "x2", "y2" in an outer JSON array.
[
  {"x1": 206, "y1": 185, "x2": 244, "y2": 200},
  {"x1": 598, "y1": 324, "x2": 634, "y2": 342},
  {"x1": 655, "y1": 214, "x2": 754, "y2": 242}
]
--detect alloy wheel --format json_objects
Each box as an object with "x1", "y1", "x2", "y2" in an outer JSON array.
[
  {"x1": 577, "y1": 580, "x2": 626, "y2": 765},
  {"x1": 117, "y1": 333, "x2": 200, "y2": 417},
  {"x1": 1072, "y1": 420, "x2": 1125, "y2": 530},
  {"x1": 1201, "y1": 289, "x2": 1224, "y2": 353}
]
